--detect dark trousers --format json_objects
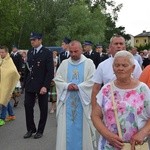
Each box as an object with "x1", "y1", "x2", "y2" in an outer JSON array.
[{"x1": 24, "y1": 91, "x2": 48, "y2": 134}]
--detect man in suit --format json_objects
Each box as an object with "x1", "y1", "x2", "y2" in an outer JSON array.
[
  {"x1": 10, "y1": 45, "x2": 23, "y2": 74},
  {"x1": 58, "y1": 37, "x2": 71, "y2": 65},
  {"x1": 95, "y1": 44, "x2": 109, "y2": 65},
  {"x1": 83, "y1": 41, "x2": 99, "y2": 68},
  {"x1": 23, "y1": 32, "x2": 54, "y2": 139}
]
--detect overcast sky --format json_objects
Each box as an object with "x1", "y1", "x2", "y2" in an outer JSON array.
[{"x1": 114, "y1": 0, "x2": 150, "y2": 36}]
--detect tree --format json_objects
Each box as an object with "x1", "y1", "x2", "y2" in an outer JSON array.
[
  {"x1": 0, "y1": 0, "x2": 130, "y2": 50},
  {"x1": 0, "y1": 0, "x2": 33, "y2": 49},
  {"x1": 55, "y1": 1, "x2": 106, "y2": 45},
  {"x1": 103, "y1": 15, "x2": 131, "y2": 48},
  {"x1": 136, "y1": 43, "x2": 150, "y2": 51},
  {"x1": 83, "y1": 0, "x2": 130, "y2": 48}
]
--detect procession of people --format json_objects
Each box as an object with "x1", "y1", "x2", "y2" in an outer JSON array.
[{"x1": 1, "y1": 33, "x2": 150, "y2": 150}]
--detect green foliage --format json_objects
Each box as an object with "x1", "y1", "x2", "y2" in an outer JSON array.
[
  {"x1": 55, "y1": 2, "x2": 106, "y2": 45},
  {"x1": 0, "y1": 0, "x2": 129, "y2": 50},
  {"x1": 136, "y1": 43, "x2": 150, "y2": 51},
  {"x1": 103, "y1": 14, "x2": 131, "y2": 48},
  {"x1": 0, "y1": 0, "x2": 32, "y2": 49}
]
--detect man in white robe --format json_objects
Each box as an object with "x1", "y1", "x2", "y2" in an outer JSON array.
[{"x1": 54, "y1": 40, "x2": 96, "y2": 150}]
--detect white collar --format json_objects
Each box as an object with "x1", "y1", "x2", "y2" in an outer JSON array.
[
  {"x1": 34, "y1": 45, "x2": 42, "y2": 53},
  {"x1": 12, "y1": 51, "x2": 18, "y2": 56},
  {"x1": 89, "y1": 50, "x2": 92, "y2": 55},
  {"x1": 69, "y1": 54, "x2": 87, "y2": 65}
]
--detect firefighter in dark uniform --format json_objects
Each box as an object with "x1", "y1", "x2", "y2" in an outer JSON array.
[
  {"x1": 10, "y1": 45, "x2": 23, "y2": 107},
  {"x1": 10, "y1": 45, "x2": 23, "y2": 74},
  {"x1": 95, "y1": 44, "x2": 109, "y2": 65},
  {"x1": 83, "y1": 41, "x2": 99, "y2": 68},
  {"x1": 58, "y1": 37, "x2": 71, "y2": 65},
  {"x1": 23, "y1": 32, "x2": 54, "y2": 139}
]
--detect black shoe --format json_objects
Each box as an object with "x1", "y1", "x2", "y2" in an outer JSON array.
[
  {"x1": 23, "y1": 130, "x2": 36, "y2": 139},
  {"x1": 34, "y1": 132, "x2": 43, "y2": 139}
]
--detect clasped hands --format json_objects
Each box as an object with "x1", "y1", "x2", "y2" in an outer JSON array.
[{"x1": 68, "y1": 83, "x2": 79, "y2": 91}]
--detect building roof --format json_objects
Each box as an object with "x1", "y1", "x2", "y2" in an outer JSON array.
[{"x1": 134, "y1": 30, "x2": 150, "y2": 37}]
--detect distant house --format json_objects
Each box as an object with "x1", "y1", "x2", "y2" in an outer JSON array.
[{"x1": 134, "y1": 30, "x2": 150, "y2": 47}]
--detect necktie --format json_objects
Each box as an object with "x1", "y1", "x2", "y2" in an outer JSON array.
[
  {"x1": 34, "y1": 49, "x2": 37, "y2": 55},
  {"x1": 65, "y1": 51, "x2": 68, "y2": 57}
]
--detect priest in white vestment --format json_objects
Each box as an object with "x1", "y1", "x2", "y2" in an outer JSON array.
[{"x1": 54, "y1": 40, "x2": 96, "y2": 150}]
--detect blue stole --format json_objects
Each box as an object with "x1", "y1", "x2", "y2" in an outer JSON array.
[{"x1": 66, "y1": 61, "x2": 84, "y2": 150}]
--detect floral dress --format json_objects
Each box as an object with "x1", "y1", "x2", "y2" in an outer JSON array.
[{"x1": 96, "y1": 81, "x2": 150, "y2": 150}]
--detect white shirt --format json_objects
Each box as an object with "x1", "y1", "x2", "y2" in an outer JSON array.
[
  {"x1": 35, "y1": 44, "x2": 42, "y2": 53},
  {"x1": 66, "y1": 51, "x2": 69, "y2": 57},
  {"x1": 88, "y1": 50, "x2": 92, "y2": 55},
  {"x1": 133, "y1": 53, "x2": 143, "y2": 67},
  {"x1": 11, "y1": 51, "x2": 18, "y2": 56},
  {"x1": 92, "y1": 56, "x2": 142, "y2": 84}
]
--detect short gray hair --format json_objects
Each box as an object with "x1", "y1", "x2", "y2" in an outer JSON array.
[
  {"x1": 110, "y1": 35, "x2": 125, "y2": 44},
  {"x1": 113, "y1": 50, "x2": 134, "y2": 65}
]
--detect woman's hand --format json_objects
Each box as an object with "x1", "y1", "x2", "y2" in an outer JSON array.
[
  {"x1": 130, "y1": 130, "x2": 146, "y2": 148},
  {"x1": 91, "y1": 104, "x2": 124, "y2": 149},
  {"x1": 106, "y1": 132, "x2": 124, "y2": 149},
  {"x1": 130, "y1": 119, "x2": 150, "y2": 150}
]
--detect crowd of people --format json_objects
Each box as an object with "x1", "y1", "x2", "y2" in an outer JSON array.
[{"x1": 0, "y1": 33, "x2": 150, "y2": 150}]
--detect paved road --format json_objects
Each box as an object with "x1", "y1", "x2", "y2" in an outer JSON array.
[
  {"x1": 0, "y1": 94, "x2": 99, "y2": 150},
  {"x1": 0, "y1": 94, "x2": 57, "y2": 150},
  {"x1": 3, "y1": 91, "x2": 150, "y2": 150}
]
